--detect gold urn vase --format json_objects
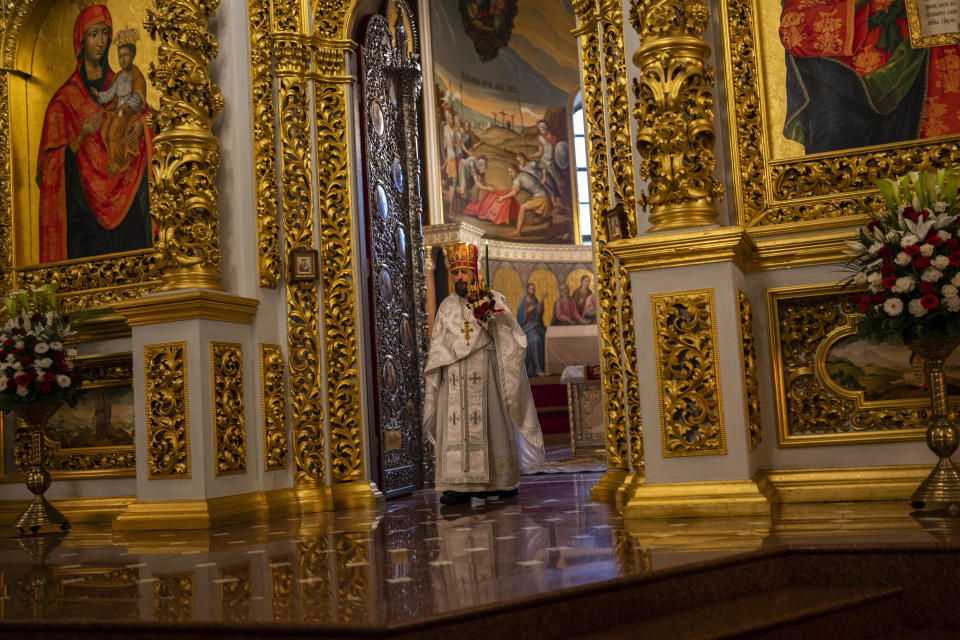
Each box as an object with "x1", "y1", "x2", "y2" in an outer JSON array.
[
  {"x1": 12, "y1": 401, "x2": 69, "y2": 534},
  {"x1": 908, "y1": 336, "x2": 960, "y2": 512}
]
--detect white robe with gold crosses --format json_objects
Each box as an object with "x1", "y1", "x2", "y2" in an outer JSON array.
[{"x1": 423, "y1": 292, "x2": 544, "y2": 491}]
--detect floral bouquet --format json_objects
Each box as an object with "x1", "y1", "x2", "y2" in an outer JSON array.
[
  {"x1": 0, "y1": 285, "x2": 85, "y2": 413},
  {"x1": 844, "y1": 168, "x2": 960, "y2": 345},
  {"x1": 465, "y1": 279, "x2": 504, "y2": 327}
]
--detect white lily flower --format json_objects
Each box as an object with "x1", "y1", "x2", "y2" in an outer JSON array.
[
  {"x1": 934, "y1": 213, "x2": 957, "y2": 228},
  {"x1": 868, "y1": 242, "x2": 882, "y2": 255},
  {"x1": 935, "y1": 201, "x2": 949, "y2": 213},
  {"x1": 904, "y1": 217, "x2": 936, "y2": 242}
]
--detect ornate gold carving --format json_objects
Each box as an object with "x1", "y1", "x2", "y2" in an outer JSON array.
[
  {"x1": 210, "y1": 342, "x2": 247, "y2": 475},
  {"x1": 766, "y1": 284, "x2": 928, "y2": 446},
  {"x1": 12, "y1": 353, "x2": 135, "y2": 477},
  {"x1": 153, "y1": 573, "x2": 194, "y2": 622},
  {"x1": 313, "y1": 58, "x2": 365, "y2": 483},
  {"x1": 651, "y1": 289, "x2": 726, "y2": 456},
  {"x1": 249, "y1": 0, "x2": 282, "y2": 288},
  {"x1": 573, "y1": 1, "x2": 627, "y2": 471},
  {"x1": 144, "y1": 0, "x2": 224, "y2": 291},
  {"x1": 219, "y1": 564, "x2": 251, "y2": 623},
  {"x1": 270, "y1": 555, "x2": 295, "y2": 622},
  {"x1": 260, "y1": 344, "x2": 288, "y2": 471},
  {"x1": 721, "y1": 0, "x2": 960, "y2": 229},
  {"x1": 736, "y1": 290, "x2": 761, "y2": 451},
  {"x1": 335, "y1": 533, "x2": 370, "y2": 621},
  {"x1": 298, "y1": 539, "x2": 333, "y2": 623},
  {"x1": 629, "y1": 0, "x2": 723, "y2": 231},
  {"x1": 144, "y1": 341, "x2": 190, "y2": 478},
  {"x1": 113, "y1": 290, "x2": 259, "y2": 325}
]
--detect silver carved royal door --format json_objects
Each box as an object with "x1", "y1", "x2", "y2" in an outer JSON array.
[{"x1": 359, "y1": 0, "x2": 431, "y2": 497}]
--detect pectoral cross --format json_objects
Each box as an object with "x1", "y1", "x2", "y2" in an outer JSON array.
[{"x1": 461, "y1": 320, "x2": 473, "y2": 342}]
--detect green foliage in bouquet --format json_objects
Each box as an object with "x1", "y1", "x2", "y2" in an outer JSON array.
[
  {"x1": 844, "y1": 168, "x2": 960, "y2": 345},
  {"x1": 0, "y1": 285, "x2": 88, "y2": 413}
]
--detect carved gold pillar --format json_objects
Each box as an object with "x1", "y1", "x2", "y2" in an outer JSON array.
[
  {"x1": 145, "y1": 0, "x2": 225, "y2": 291},
  {"x1": 629, "y1": 0, "x2": 724, "y2": 232},
  {"x1": 573, "y1": 0, "x2": 643, "y2": 501},
  {"x1": 311, "y1": 10, "x2": 381, "y2": 507}
]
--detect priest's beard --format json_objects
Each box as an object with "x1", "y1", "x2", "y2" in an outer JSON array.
[{"x1": 455, "y1": 281, "x2": 468, "y2": 297}]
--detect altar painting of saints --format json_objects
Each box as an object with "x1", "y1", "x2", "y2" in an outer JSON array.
[
  {"x1": 780, "y1": 0, "x2": 960, "y2": 154},
  {"x1": 36, "y1": 3, "x2": 153, "y2": 264}
]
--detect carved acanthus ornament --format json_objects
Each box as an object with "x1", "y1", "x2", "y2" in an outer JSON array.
[
  {"x1": 629, "y1": 0, "x2": 723, "y2": 231},
  {"x1": 153, "y1": 573, "x2": 195, "y2": 622},
  {"x1": 736, "y1": 290, "x2": 762, "y2": 451},
  {"x1": 260, "y1": 345, "x2": 288, "y2": 470},
  {"x1": 211, "y1": 342, "x2": 247, "y2": 475},
  {"x1": 144, "y1": 342, "x2": 191, "y2": 478},
  {"x1": 144, "y1": 0, "x2": 225, "y2": 291}
]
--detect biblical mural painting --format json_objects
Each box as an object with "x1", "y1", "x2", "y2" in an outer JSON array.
[
  {"x1": 15, "y1": 2, "x2": 155, "y2": 266},
  {"x1": 429, "y1": 0, "x2": 580, "y2": 244},
  {"x1": 775, "y1": 0, "x2": 960, "y2": 157}
]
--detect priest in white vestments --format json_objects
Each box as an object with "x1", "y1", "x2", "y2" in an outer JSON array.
[{"x1": 423, "y1": 242, "x2": 545, "y2": 505}]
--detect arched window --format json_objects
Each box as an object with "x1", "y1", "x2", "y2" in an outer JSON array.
[{"x1": 572, "y1": 106, "x2": 591, "y2": 244}]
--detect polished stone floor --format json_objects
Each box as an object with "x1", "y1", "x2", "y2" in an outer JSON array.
[{"x1": 0, "y1": 471, "x2": 955, "y2": 629}]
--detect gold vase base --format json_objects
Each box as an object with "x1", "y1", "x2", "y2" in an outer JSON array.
[
  {"x1": 14, "y1": 496, "x2": 70, "y2": 535},
  {"x1": 910, "y1": 458, "x2": 960, "y2": 512}
]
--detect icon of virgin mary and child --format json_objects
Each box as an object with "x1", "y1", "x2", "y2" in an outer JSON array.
[{"x1": 36, "y1": 4, "x2": 153, "y2": 264}]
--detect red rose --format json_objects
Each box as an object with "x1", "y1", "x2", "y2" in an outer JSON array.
[
  {"x1": 881, "y1": 262, "x2": 895, "y2": 275},
  {"x1": 928, "y1": 236, "x2": 943, "y2": 247},
  {"x1": 42, "y1": 372, "x2": 55, "y2": 383},
  {"x1": 922, "y1": 294, "x2": 940, "y2": 310},
  {"x1": 878, "y1": 246, "x2": 892, "y2": 259},
  {"x1": 919, "y1": 281, "x2": 935, "y2": 294},
  {"x1": 30, "y1": 313, "x2": 41, "y2": 323},
  {"x1": 15, "y1": 374, "x2": 29, "y2": 387},
  {"x1": 914, "y1": 256, "x2": 932, "y2": 269},
  {"x1": 904, "y1": 245, "x2": 922, "y2": 256},
  {"x1": 10, "y1": 328, "x2": 19, "y2": 336},
  {"x1": 51, "y1": 351, "x2": 64, "y2": 361},
  {"x1": 851, "y1": 293, "x2": 862, "y2": 304},
  {"x1": 27, "y1": 370, "x2": 37, "y2": 380},
  {"x1": 882, "y1": 276, "x2": 897, "y2": 289},
  {"x1": 946, "y1": 239, "x2": 960, "y2": 251},
  {"x1": 70, "y1": 372, "x2": 81, "y2": 383},
  {"x1": 950, "y1": 251, "x2": 960, "y2": 266},
  {"x1": 19, "y1": 355, "x2": 33, "y2": 367},
  {"x1": 866, "y1": 220, "x2": 882, "y2": 232},
  {"x1": 56, "y1": 362, "x2": 69, "y2": 373},
  {"x1": 922, "y1": 210, "x2": 933, "y2": 220},
  {"x1": 858, "y1": 298, "x2": 871, "y2": 311},
  {"x1": 4, "y1": 379, "x2": 12, "y2": 389},
  {"x1": 38, "y1": 382, "x2": 51, "y2": 394},
  {"x1": 1, "y1": 339, "x2": 12, "y2": 349},
  {"x1": 872, "y1": 292, "x2": 887, "y2": 304}
]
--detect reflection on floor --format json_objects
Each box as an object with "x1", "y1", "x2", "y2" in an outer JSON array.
[{"x1": 0, "y1": 472, "x2": 959, "y2": 638}]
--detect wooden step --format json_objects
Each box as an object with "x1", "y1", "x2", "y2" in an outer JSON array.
[{"x1": 573, "y1": 584, "x2": 901, "y2": 640}]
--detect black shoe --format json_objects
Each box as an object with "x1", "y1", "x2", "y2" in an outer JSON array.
[
  {"x1": 496, "y1": 489, "x2": 518, "y2": 499},
  {"x1": 439, "y1": 491, "x2": 469, "y2": 505}
]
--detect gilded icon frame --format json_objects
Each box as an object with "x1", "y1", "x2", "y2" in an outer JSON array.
[
  {"x1": 0, "y1": 0, "x2": 162, "y2": 312},
  {"x1": 720, "y1": 0, "x2": 960, "y2": 235},
  {"x1": 0, "y1": 351, "x2": 135, "y2": 481},
  {"x1": 765, "y1": 283, "x2": 928, "y2": 447}
]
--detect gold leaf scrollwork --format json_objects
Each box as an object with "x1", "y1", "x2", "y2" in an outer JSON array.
[
  {"x1": 629, "y1": 0, "x2": 723, "y2": 232},
  {"x1": 144, "y1": 341, "x2": 190, "y2": 478},
  {"x1": 144, "y1": 0, "x2": 225, "y2": 291},
  {"x1": 211, "y1": 342, "x2": 247, "y2": 475},
  {"x1": 768, "y1": 286, "x2": 928, "y2": 446},
  {"x1": 260, "y1": 344, "x2": 288, "y2": 470},
  {"x1": 249, "y1": 0, "x2": 283, "y2": 288},
  {"x1": 153, "y1": 573, "x2": 195, "y2": 622},
  {"x1": 651, "y1": 289, "x2": 727, "y2": 456},
  {"x1": 736, "y1": 290, "x2": 762, "y2": 451}
]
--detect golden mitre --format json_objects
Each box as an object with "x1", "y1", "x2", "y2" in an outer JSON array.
[
  {"x1": 115, "y1": 26, "x2": 140, "y2": 47},
  {"x1": 76, "y1": 0, "x2": 103, "y2": 10},
  {"x1": 447, "y1": 242, "x2": 478, "y2": 275}
]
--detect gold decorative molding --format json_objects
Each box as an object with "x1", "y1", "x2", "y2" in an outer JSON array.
[
  {"x1": 210, "y1": 342, "x2": 247, "y2": 476},
  {"x1": 0, "y1": 496, "x2": 134, "y2": 526},
  {"x1": 757, "y1": 465, "x2": 934, "y2": 504},
  {"x1": 331, "y1": 481, "x2": 384, "y2": 510},
  {"x1": 114, "y1": 290, "x2": 260, "y2": 326},
  {"x1": 220, "y1": 564, "x2": 252, "y2": 623},
  {"x1": 736, "y1": 290, "x2": 762, "y2": 451},
  {"x1": 154, "y1": 573, "x2": 195, "y2": 622},
  {"x1": 766, "y1": 283, "x2": 927, "y2": 447},
  {"x1": 750, "y1": 229, "x2": 856, "y2": 269},
  {"x1": 145, "y1": 0, "x2": 225, "y2": 291},
  {"x1": 249, "y1": 0, "x2": 283, "y2": 288},
  {"x1": 259, "y1": 344, "x2": 288, "y2": 471},
  {"x1": 608, "y1": 227, "x2": 756, "y2": 271},
  {"x1": 629, "y1": 0, "x2": 723, "y2": 231},
  {"x1": 651, "y1": 289, "x2": 726, "y2": 456},
  {"x1": 113, "y1": 490, "x2": 270, "y2": 531},
  {"x1": 144, "y1": 341, "x2": 190, "y2": 479},
  {"x1": 621, "y1": 479, "x2": 770, "y2": 518}
]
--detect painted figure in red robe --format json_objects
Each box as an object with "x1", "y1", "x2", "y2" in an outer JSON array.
[{"x1": 36, "y1": 4, "x2": 153, "y2": 264}]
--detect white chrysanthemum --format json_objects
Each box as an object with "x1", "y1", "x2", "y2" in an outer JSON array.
[
  {"x1": 948, "y1": 296, "x2": 960, "y2": 313},
  {"x1": 933, "y1": 255, "x2": 951, "y2": 270},
  {"x1": 892, "y1": 277, "x2": 916, "y2": 294},
  {"x1": 895, "y1": 252, "x2": 912, "y2": 266},
  {"x1": 49, "y1": 341, "x2": 63, "y2": 351},
  {"x1": 921, "y1": 244, "x2": 935, "y2": 257},
  {"x1": 943, "y1": 284, "x2": 959, "y2": 298},
  {"x1": 922, "y1": 268, "x2": 944, "y2": 282},
  {"x1": 939, "y1": 230, "x2": 952, "y2": 241},
  {"x1": 66, "y1": 348, "x2": 77, "y2": 358},
  {"x1": 36, "y1": 357, "x2": 52, "y2": 369},
  {"x1": 883, "y1": 298, "x2": 904, "y2": 316},
  {"x1": 56, "y1": 375, "x2": 71, "y2": 388},
  {"x1": 34, "y1": 342, "x2": 49, "y2": 354},
  {"x1": 900, "y1": 234, "x2": 920, "y2": 247},
  {"x1": 15, "y1": 385, "x2": 27, "y2": 396},
  {"x1": 909, "y1": 298, "x2": 928, "y2": 317}
]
